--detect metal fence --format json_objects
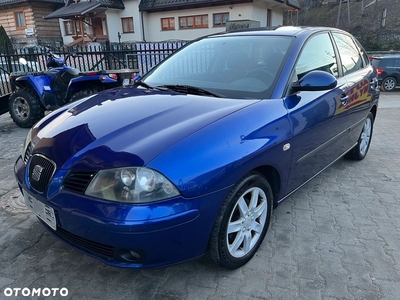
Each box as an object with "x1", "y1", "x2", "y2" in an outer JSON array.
[{"x1": 0, "y1": 41, "x2": 187, "y2": 96}]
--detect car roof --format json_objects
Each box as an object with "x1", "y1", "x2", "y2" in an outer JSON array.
[
  {"x1": 210, "y1": 26, "x2": 349, "y2": 38},
  {"x1": 371, "y1": 54, "x2": 400, "y2": 59}
]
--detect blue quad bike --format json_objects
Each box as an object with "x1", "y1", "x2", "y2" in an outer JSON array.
[{"x1": 8, "y1": 51, "x2": 137, "y2": 127}]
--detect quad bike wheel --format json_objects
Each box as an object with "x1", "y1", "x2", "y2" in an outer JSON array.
[
  {"x1": 70, "y1": 87, "x2": 102, "y2": 103},
  {"x1": 8, "y1": 89, "x2": 44, "y2": 128}
]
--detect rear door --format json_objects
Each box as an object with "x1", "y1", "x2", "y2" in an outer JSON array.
[{"x1": 331, "y1": 32, "x2": 377, "y2": 150}]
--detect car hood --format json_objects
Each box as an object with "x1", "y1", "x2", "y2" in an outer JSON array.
[{"x1": 32, "y1": 88, "x2": 259, "y2": 170}]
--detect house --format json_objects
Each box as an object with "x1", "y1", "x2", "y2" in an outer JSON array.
[
  {"x1": 1, "y1": 0, "x2": 300, "y2": 47},
  {"x1": 0, "y1": 0, "x2": 64, "y2": 47},
  {"x1": 44, "y1": 0, "x2": 300, "y2": 45},
  {"x1": 139, "y1": 0, "x2": 301, "y2": 42},
  {"x1": 43, "y1": 0, "x2": 126, "y2": 46}
]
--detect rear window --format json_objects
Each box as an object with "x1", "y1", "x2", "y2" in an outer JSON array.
[
  {"x1": 371, "y1": 59, "x2": 384, "y2": 68},
  {"x1": 371, "y1": 57, "x2": 400, "y2": 69}
]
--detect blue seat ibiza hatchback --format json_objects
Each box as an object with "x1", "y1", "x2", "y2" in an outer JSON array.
[{"x1": 15, "y1": 26, "x2": 379, "y2": 269}]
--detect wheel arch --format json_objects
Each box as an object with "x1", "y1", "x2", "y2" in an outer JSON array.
[
  {"x1": 370, "y1": 104, "x2": 378, "y2": 121},
  {"x1": 252, "y1": 165, "x2": 281, "y2": 208}
]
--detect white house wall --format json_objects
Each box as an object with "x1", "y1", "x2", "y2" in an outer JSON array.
[
  {"x1": 252, "y1": 1, "x2": 284, "y2": 26},
  {"x1": 143, "y1": 4, "x2": 256, "y2": 42},
  {"x1": 109, "y1": 0, "x2": 142, "y2": 42},
  {"x1": 56, "y1": 0, "x2": 289, "y2": 44}
]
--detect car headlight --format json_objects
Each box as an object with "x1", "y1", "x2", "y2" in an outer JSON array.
[
  {"x1": 22, "y1": 128, "x2": 33, "y2": 159},
  {"x1": 85, "y1": 167, "x2": 180, "y2": 203}
]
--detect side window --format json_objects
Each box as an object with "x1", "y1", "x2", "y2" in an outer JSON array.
[
  {"x1": 332, "y1": 33, "x2": 364, "y2": 76},
  {"x1": 386, "y1": 58, "x2": 400, "y2": 69},
  {"x1": 354, "y1": 39, "x2": 370, "y2": 67},
  {"x1": 296, "y1": 33, "x2": 338, "y2": 79}
]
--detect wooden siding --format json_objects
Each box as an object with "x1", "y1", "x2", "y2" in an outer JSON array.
[{"x1": 0, "y1": 2, "x2": 62, "y2": 45}]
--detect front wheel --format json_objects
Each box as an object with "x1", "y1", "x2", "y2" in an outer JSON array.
[
  {"x1": 8, "y1": 89, "x2": 44, "y2": 128},
  {"x1": 381, "y1": 77, "x2": 397, "y2": 92},
  {"x1": 209, "y1": 172, "x2": 273, "y2": 269},
  {"x1": 345, "y1": 112, "x2": 374, "y2": 161}
]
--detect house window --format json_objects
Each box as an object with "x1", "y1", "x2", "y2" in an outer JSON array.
[
  {"x1": 213, "y1": 13, "x2": 229, "y2": 27},
  {"x1": 121, "y1": 17, "x2": 134, "y2": 33},
  {"x1": 161, "y1": 17, "x2": 175, "y2": 31},
  {"x1": 64, "y1": 21, "x2": 74, "y2": 35},
  {"x1": 14, "y1": 11, "x2": 26, "y2": 28},
  {"x1": 83, "y1": 18, "x2": 91, "y2": 35},
  {"x1": 75, "y1": 20, "x2": 81, "y2": 34},
  {"x1": 179, "y1": 15, "x2": 208, "y2": 29}
]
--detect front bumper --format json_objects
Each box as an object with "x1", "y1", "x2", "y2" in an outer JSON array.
[{"x1": 15, "y1": 156, "x2": 228, "y2": 268}]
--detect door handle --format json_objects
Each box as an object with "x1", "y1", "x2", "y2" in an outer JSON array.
[
  {"x1": 370, "y1": 77, "x2": 379, "y2": 91},
  {"x1": 340, "y1": 95, "x2": 348, "y2": 105}
]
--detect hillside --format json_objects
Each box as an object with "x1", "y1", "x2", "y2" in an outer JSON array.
[{"x1": 285, "y1": 0, "x2": 400, "y2": 50}]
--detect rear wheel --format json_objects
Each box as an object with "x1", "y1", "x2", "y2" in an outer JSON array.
[
  {"x1": 210, "y1": 172, "x2": 273, "y2": 269},
  {"x1": 381, "y1": 77, "x2": 397, "y2": 92},
  {"x1": 8, "y1": 89, "x2": 44, "y2": 128},
  {"x1": 345, "y1": 112, "x2": 374, "y2": 161},
  {"x1": 70, "y1": 86, "x2": 101, "y2": 102}
]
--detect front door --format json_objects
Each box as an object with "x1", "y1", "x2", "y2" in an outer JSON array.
[{"x1": 284, "y1": 32, "x2": 350, "y2": 194}]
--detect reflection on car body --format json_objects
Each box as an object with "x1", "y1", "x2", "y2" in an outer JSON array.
[{"x1": 14, "y1": 26, "x2": 379, "y2": 269}]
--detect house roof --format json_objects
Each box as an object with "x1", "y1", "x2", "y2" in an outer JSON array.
[
  {"x1": 43, "y1": 0, "x2": 124, "y2": 19},
  {"x1": 139, "y1": 0, "x2": 301, "y2": 12},
  {"x1": 0, "y1": 0, "x2": 63, "y2": 6}
]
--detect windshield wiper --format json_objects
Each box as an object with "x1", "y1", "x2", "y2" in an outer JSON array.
[
  {"x1": 134, "y1": 80, "x2": 169, "y2": 91},
  {"x1": 158, "y1": 85, "x2": 225, "y2": 98}
]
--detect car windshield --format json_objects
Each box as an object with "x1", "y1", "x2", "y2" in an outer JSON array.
[{"x1": 142, "y1": 35, "x2": 293, "y2": 99}]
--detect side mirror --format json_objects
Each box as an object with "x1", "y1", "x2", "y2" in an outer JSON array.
[{"x1": 292, "y1": 70, "x2": 337, "y2": 92}]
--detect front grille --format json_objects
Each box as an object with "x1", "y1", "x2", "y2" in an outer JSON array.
[
  {"x1": 55, "y1": 226, "x2": 115, "y2": 258},
  {"x1": 28, "y1": 155, "x2": 56, "y2": 193},
  {"x1": 63, "y1": 170, "x2": 97, "y2": 194},
  {"x1": 23, "y1": 142, "x2": 33, "y2": 164}
]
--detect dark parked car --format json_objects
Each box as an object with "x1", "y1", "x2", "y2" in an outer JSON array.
[
  {"x1": 370, "y1": 54, "x2": 400, "y2": 91},
  {"x1": 15, "y1": 26, "x2": 379, "y2": 269}
]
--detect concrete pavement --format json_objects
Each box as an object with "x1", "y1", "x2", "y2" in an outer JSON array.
[{"x1": 0, "y1": 92, "x2": 399, "y2": 299}]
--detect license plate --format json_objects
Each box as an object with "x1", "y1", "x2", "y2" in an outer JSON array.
[
  {"x1": 123, "y1": 78, "x2": 130, "y2": 86},
  {"x1": 23, "y1": 191, "x2": 57, "y2": 231}
]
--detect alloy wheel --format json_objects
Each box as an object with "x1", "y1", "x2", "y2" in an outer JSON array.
[
  {"x1": 359, "y1": 117, "x2": 372, "y2": 156},
  {"x1": 226, "y1": 187, "x2": 268, "y2": 258},
  {"x1": 12, "y1": 97, "x2": 30, "y2": 121}
]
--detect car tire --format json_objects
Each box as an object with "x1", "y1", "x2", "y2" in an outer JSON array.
[
  {"x1": 70, "y1": 86, "x2": 101, "y2": 102},
  {"x1": 209, "y1": 171, "x2": 273, "y2": 269},
  {"x1": 381, "y1": 77, "x2": 397, "y2": 92},
  {"x1": 8, "y1": 88, "x2": 44, "y2": 128},
  {"x1": 345, "y1": 112, "x2": 374, "y2": 161}
]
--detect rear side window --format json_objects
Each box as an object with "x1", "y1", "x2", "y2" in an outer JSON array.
[
  {"x1": 354, "y1": 39, "x2": 370, "y2": 67},
  {"x1": 385, "y1": 58, "x2": 400, "y2": 68},
  {"x1": 333, "y1": 33, "x2": 364, "y2": 76}
]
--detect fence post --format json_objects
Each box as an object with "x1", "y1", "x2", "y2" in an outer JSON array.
[{"x1": 105, "y1": 40, "x2": 112, "y2": 70}]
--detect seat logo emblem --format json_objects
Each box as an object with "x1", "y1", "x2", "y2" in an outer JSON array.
[{"x1": 32, "y1": 165, "x2": 44, "y2": 182}]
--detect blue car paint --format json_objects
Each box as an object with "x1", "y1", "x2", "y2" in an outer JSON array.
[
  {"x1": 32, "y1": 90, "x2": 260, "y2": 171},
  {"x1": 15, "y1": 27, "x2": 380, "y2": 268}
]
